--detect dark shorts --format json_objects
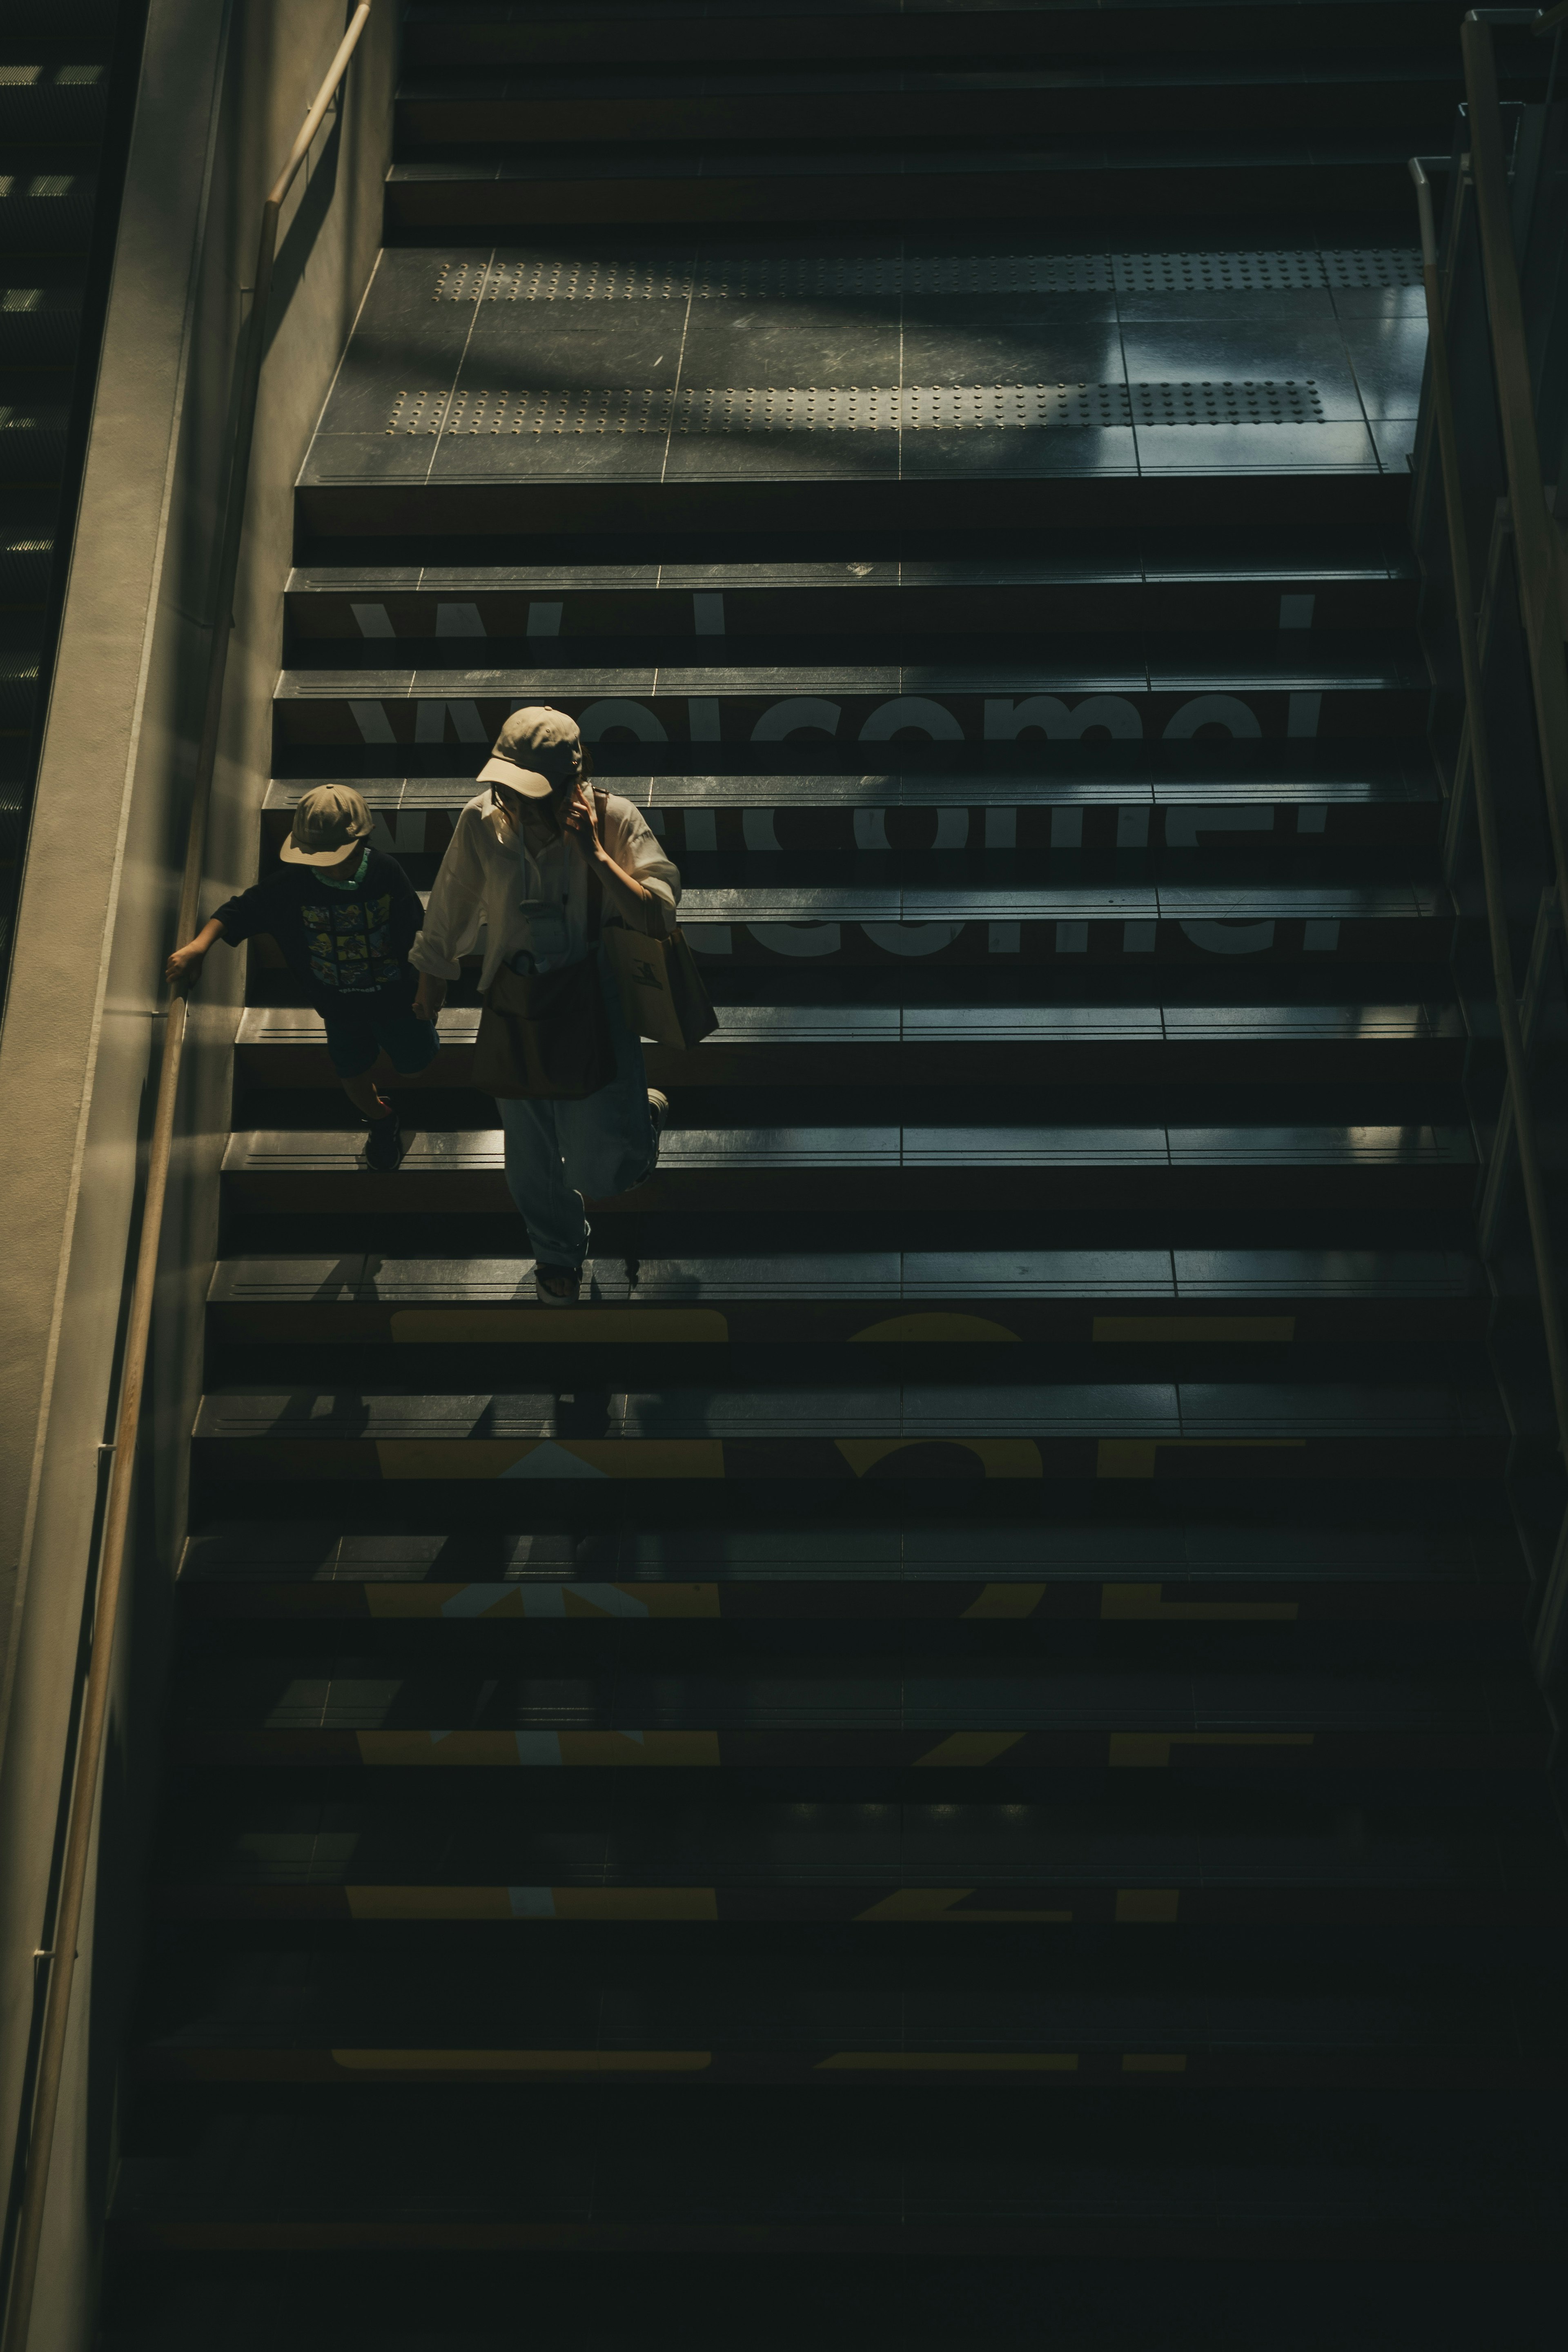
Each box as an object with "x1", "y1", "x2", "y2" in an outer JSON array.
[{"x1": 322, "y1": 1001, "x2": 441, "y2": 1080}]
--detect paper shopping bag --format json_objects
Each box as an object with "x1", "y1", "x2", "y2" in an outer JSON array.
[{"x1": 605, "y1": 922, "x2": 718, "y2": 1051}]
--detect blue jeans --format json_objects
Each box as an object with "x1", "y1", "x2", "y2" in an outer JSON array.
[{"x1": 495, "y1": 946, "x2": 655, "y2": 1267}]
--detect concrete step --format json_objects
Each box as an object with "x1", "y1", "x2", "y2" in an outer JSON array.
[
  {"x1": 172, "y1": 1650, "x2": 1546, "y2": 1773},
  {"x1": 133, "y1": 1998, "x2": 1565, "y2": 2089},
  {"x1": 105, "y1": 2066, "x2": 1568, "y2": 2254},
  {"x1": 391, "y1": 62, "x2": 1474, "y2": 149},
  {"x1": 297, "y1": 459, "x2": 1417, "y2": 538},
  {"x1": 283, "y1": 546, "x2": 1421, "y2": 641},
  {"x1": 236, "y1": 878, "x2": 1452, "y2": 974},
  {"x1": 173, "y1": 1513, "x2": 1526, "y2": 1624},
  {"x1": 383, "y1": 139, "x2": 1444, "y2": 232},
  {"x1": 234, "y1": 1000, "x2": 1467, "y2": 1090},
  {"x1": 272, "y1": 657, "x2": 1428, "y2": 758},
  {"x1": 218, "y1": 1119, "x2": 1479, "y2": 1219},
  {"x1": 145, "y1": 1780, "x2": 1568, "y2": 1929},
  {"x1": 129, "y1": 1900, "x2": 1562, "y2": 2089},
  {"x1": 189, "y1": 1374, "x2": 1510, "y2": 1493},
  {"x1": 264, "y1": 764, "x2": 1444, "y2": 859},
  {"x1": 399, "y1": 2, "x2": 1477, "y2": 71},
  {"x1": 204, "y1": 1246, "x2": 1490, "y2": 1349}
]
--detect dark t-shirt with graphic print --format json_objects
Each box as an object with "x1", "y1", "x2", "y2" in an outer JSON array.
[{"x1": 213, "y1": 848, "x2": 423, "y2": 1014}]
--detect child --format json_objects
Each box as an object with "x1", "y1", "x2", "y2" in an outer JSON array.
[{"x1": 166, "y1": 783, "x2": 438, "y2": 1170}]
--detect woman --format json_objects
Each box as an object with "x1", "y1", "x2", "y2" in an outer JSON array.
[{"x1": 410, "y1": 705, "x2": 679, "y2": 1301}]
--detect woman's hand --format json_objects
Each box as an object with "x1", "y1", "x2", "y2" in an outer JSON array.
[
  {"x1": 561, "y1": 779, "x2": 603, "y2": 863},
  {"x1": 562, "y1": 782, "x2": 655, "y2": 918},
  {"x1": 412, "y1": 972, "x2": 448, "y2": 1023}
]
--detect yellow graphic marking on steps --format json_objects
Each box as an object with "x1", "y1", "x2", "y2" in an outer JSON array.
[
  {"x1": 855, "y1": 1888, "x2": 1072, "y2": 1923},
  {"x1": 1108, "y1": 1733, "x2": 1315, "y2": 1768},
  {"x1": 849, "y1": 1314, "x2": 1020, "y2": 1344},
  {"x1": 962, "y1": 1583, "x2": 1047, "y2": 1618},
  {"x1": 1115, "y1": 1889, "x2": 1180, "y2": 1923},
  {"x1": 1093, "y1": 1315, "x2": 1295, "y2": 1343},
  {"x1": 374, "y1": 1438, "x2": 726, "y2": 1480},
  {"x1": 390, "y1": 1308, "x2": 729, "y2": 1344},
  {"x1": 1121, "y1": 2054, "x2": 1187, "y2": 2073},
  {"x1": 550, "y1": 1888, "x2": 719, "y2": 1921},
  {"x1": 331, "y1": 2049, "x2": 712, "y2": 2074},
  {"x1": 559, "y1": 1731, "x2": 720, "y2": 1767},
  {"x1": 1096, "y1": 1441, "x2": 1161, "y2": 1479},
  {"x1": 913, "y1": 1732, "x2": 1026, "y2": 1767},
  {"x1": 1096, "y1": 1438, "x2": 1308, "y2": 1478},
  {"x1": 816, "y1": 2051, "x2": 1077, "y2": 2073},
  {"x1": 563, "y1": 1584, "x2": 720, "y2": 1619},
  {"x1": 1101, "y1": 1583, "x2": 1298, "y2": 1622},
  {"x1": 835, "y1": 1437, "x2": 1042, "y2": 1479}
]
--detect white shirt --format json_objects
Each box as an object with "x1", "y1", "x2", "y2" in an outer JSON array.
[{"x1": 408, "y1": 788, "x2": 681, "y2": 993}]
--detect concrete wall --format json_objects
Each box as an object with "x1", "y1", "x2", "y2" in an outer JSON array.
[{"x1": 0, "y1": 2, "x2": 395, "y2": 2338}]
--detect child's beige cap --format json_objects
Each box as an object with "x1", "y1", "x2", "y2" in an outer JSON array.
[{"x1": 279, "y1": 784, "x2": 374, "y2": 866}]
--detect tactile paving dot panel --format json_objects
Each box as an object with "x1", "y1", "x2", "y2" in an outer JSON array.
[
  {"x1": 680, "y1": 385, "x2": 1132, "y2": 431},
  {"x1": 432, "y1": 256, "x2": 690, "y2": 303},
  {"x1": 1115, "y1": 252, "x2": 1326, "y2": 292},
  {"x1": 1111, "y1": 250, "x2": 1414, "y2": 292},
  {"x1": 1321, "y1": 249, "x2": 1423, "y2": 287},
  {"x1": 697, "y1": 254, "x2": 1116, "y2": 298},
  {"x1": 427, "y1": 250, "x2": 1419, "y2": 301},
  {"x1": 385, "y1": 386, "x2": 1134, "y2": 436},
  {"x1": 1130, "y1": 381, "x2": 1324, "y2": 424},
  {"x1": 385, "y1": 388, "x2": 679, "y2": 436},
  {"x1": 676, "y1": 384, "x2": 900, "y2": 433},
  {"x1": 385, "y1": 383, "x2": 1332, "y2": 435}
]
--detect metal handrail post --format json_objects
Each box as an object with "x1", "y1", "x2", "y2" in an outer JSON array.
[
  {"x1": 0, "y1": 13, "x2": 372, "y2": 2349},
  {"x1": 1440, "y1": 494, "x2": 1512, "y2": 876},
  {"x1": 1478, "y1": 883, "x2": 1561, "y2": 1252},
  {"x1": 1411, "y1": 158, "x2": 1470, "y2": 552},
  {"x1": 1411, "y1": 160, "x2": 1568, "y2": 1637},
  {"x1": 1461, "y1": 10, "x2": 1568, "y2": 911}
]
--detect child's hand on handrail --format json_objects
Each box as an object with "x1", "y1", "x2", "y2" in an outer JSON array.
[{"x1": 166, "y1": 915, "x2": 225, "y2": 990}]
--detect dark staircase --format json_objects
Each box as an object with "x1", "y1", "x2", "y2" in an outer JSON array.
[{"x1": 105, "y1": 3, "x2": 1567, "y2": 2345}]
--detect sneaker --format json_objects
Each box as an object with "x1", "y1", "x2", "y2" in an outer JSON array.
[
  {"x1": 647, "y1": 1089, "x2": 669, "y2": 1166},
  {"x1": 534, "y1": 1263, "x2": 582, "y2": 1304},
  {"x1": 362, "y1": 1107, "x2": 405, "y2": 1172}
]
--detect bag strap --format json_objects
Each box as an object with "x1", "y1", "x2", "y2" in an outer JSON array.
[{"x1": 585, "y1": 786, "x2": 608, "y2": 946}]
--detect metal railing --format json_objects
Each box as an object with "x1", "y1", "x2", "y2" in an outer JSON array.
[
  {"x1": 1414, "y1": 7, "x2": 1568, "y2": 1690},
  {"x1": 1412, "y1": 154, "x2": 1568, "y2": 1610},
  {"x1": 1462, "y1": 12, "x2": 1568, "y2": 900},
  {"x1": 0, "y1": 11, "x2": 373, "y2": 2347}
]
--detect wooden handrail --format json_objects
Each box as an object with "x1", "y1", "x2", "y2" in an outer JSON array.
[{"x1": 0, "y1": 12, "x2": 372, "y2": 2348}]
